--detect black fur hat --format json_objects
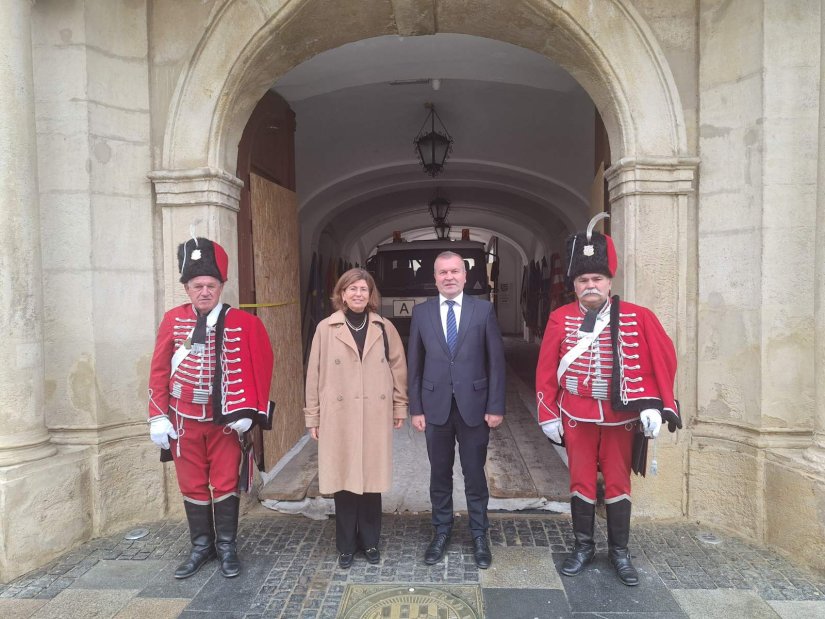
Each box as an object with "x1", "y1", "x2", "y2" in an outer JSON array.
[
  {"x1": 565, "y1": 213, "x2": 617, "y2": 286},
  {"x1": 177, "y1": 237, "x2": 228, "y2": 283}
]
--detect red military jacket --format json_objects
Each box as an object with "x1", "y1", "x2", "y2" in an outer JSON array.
[
  {"x1": 536, "y1": 297, "x2": 680, "y2": 430},
  {"x1": 148, "y1": 303, "x2": 274, "y2": 429}
]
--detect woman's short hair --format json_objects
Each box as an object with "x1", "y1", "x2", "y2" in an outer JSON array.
[{"x1": 332, "y1": 268, "x2": 381, "y2": 312}]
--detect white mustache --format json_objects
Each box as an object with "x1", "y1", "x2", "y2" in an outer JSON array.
[{"x1": 582, "y1": 288, "x2": 603, "y2": 296}]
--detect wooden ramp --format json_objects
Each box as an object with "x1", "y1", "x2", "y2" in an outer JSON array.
[
  {"x1": 259, "y1": 367, "x2": 569, "y2": 505},
  {"x1": 259, "y1": 439, "x2": 319, "y2": 501},
  {"x1": 486, "y1": 369, "x2": 569, "y2": 501}
]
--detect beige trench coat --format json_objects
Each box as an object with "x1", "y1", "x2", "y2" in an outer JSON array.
[{"x1": 304, "y1": 311, "x2": 408, "y2": 494}]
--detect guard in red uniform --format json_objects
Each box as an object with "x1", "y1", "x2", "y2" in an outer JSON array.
[
  {"x1": 535, "y1": 214, "x2": 681, "y2": 586},
  {"x1": 148, "y1": 237, "x2": 274, "y2": 579}
]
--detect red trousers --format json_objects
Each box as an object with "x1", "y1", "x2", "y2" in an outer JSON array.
[
  {"x1": 170, "y1": 417, "x2": 241, "y2": 503},
  {"x1": 563, "y1": 416, "x2": 636, "y2": 504}
]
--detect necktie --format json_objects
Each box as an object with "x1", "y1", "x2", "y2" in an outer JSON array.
[{"x1": 446, "y1": 300, "x2": 458, "y2": 354}]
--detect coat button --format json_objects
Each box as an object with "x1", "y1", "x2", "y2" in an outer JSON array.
[
  {"x1": 380, "y1": 394, "x2": 386, "y2": 400},
  {"x1": 335, "y1": 359, "x2": 341, "y2": 365},
  {"x1": 337, "y1": 395, "x2": 343, "y2": 401}
]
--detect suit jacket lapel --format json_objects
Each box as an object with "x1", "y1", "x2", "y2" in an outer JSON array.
[
  {"x1": 429, "y1": 298, "x2": 452, "y2": 357},
  {"x1": 454, "y1": 295, "x2": 475, "y2": 355}
]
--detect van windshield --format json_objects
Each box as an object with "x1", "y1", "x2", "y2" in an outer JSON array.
[{"x1": 371, "y1": 248, "x2": 489, "y2": 297}]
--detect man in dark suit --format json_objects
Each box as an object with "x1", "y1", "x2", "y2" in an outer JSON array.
[{"x1": 407, "y1": 251, "x2": 506, "y2": 569}]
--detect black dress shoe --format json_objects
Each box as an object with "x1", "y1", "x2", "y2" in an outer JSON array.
[
  {"x1": 424, "y1": 532, "x2": 450, "y2": 565},
  {"x1": 338, "y1": 552, "x2": 354, "y2": 569},
  {"x1": 364, "y1": 547, "x2": 381, "y2": 564},
  {"x1": 472, "y1": 535, "x2": 492, "y2": 569}
]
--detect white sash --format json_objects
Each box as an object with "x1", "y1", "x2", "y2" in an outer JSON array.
[
  {"x1": 556, "y1": 313, "x2": 610, "y2": 383},
  {"x1": 170, "y1": 327, "x2": 194, "y2": 377}
]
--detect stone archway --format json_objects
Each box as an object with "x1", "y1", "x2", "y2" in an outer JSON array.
[{"x1": 151, "y1": 0, "x2": 698, "y2": 517}]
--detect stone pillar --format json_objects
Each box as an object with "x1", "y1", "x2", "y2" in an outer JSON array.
[
  {"x1": 605, "y1": 157, "x2": 698, "y2": 518},
  {"x1": 149, "y1": 168, "x2": 243, "y2": 308},
  {"x1": 0, "y1": 0, "x2": 55, "y2": 466},
  {"x1": 807, "y1": 0, "x2": 825, "y2": 464}
]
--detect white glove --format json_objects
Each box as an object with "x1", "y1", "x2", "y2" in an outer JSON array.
[
  {"x1": 228, "y1": 418, "x2": 253, "y2": 434},
  {"x1": 640, "y1": 409, "x2": 662, "y2": 438},
  {"x1": 149, "y1": 417, "x2": 177, "y2": 449},
  {"x1": 541, "y1": 419, "x2": 564, "y2": 444}
]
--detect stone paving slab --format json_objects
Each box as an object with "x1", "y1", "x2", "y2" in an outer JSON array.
[
  {"x1": 671, "y1": 589, "x2": 781, "y2": 618},
  {"x1": 480, "y1": 547, "x2": 563, "y2": 589},
  {"x1": 483, "y1": 588, "x2": 570, "y2": 618},
  {"x1": 1, "y1": 513, "x2": 824, "y2": 618},
  {"x1": 553, "y1": 552, "x2": 685, "y2": 615},
  {"x1": 30, "y1": 589, "x2": 139, "y2": 619},
  {"x1": 0, "y1": 598, "x2": 47, "y2": 619},
  {"x1": 767, "y1": 600, "x2": 825, "y2": 618},
  {"x1": 113, "y1": 597, "x2": 191, "y2": 619},
  {"x1": 73, "y1": 560, "x2": 169, "y2": 590}
]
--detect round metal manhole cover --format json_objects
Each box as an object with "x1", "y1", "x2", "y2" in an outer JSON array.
[
  {"x1": 340, "y1": 585, "x2": 479, "y2": 619},
  {"x1": 124, "y1": 528, "x2": 149, "y2": 540}
]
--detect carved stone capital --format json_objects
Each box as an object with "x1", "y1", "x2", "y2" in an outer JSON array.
[
  {"x1": 149, "y1": 168, "x2": 243, "y2": 212},
  {"x1": 605, "y1": 157, "x2": 699, "y2": 201}
]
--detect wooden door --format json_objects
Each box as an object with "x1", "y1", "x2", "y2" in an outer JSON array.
[{"x1": 250, "y1": 173, "x2": 304, "y2": 469}]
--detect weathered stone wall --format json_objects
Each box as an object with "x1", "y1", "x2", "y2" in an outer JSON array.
[
  {"x1": 0, "y1": 0, "x2": 163, "y2": 582},
  {"x1": 695, "y1": 0, "x2": 824, "y2": 570}
]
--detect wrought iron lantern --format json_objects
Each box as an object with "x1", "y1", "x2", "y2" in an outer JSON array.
[
  {"x1": 434, "y1": 220, "x2": 451, "y2": 240},
  {"x1": 427, "y1": 194, "x2": 451, "y2": 223},
  {"x1": 428, "y1": 193, "x2": 451, "y2": 240},
  {"x1": 414, "y1": 103, "x2": 454, "y2": 177}
]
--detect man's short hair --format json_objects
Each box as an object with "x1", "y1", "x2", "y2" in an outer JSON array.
[{"x1": 434, "y1": 251, "x2": 465, "y2": 272}]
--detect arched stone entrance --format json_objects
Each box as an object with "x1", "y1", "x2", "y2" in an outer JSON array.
[{"x1": 150, "y1": 0, "x2": 698, "y2": 517}]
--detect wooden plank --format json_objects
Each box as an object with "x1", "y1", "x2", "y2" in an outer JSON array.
[
  {"x1": 258, "y1": 440, "x2": 318, "y2": 501},
  {"x1": 306, "y1": 473, "x2": 332, "y2": 499},
  {"x1": 250, "y1": 174, "x2": 306, "y2": 470},
  {"x1": 503, "y1": 381, "x2": 570, "y2": 502},
  {"x1": 485, "y1": 415, "x2": 538, "y2": 499}
]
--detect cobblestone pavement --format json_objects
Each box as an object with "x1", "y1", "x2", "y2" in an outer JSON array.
[{"x1": 1, "y1": 512, "x2": 824, "y2": 618}]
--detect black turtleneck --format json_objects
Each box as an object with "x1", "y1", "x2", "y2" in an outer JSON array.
[{"x1": 345, "y1": 308, "x2": 369, "y2": 357}]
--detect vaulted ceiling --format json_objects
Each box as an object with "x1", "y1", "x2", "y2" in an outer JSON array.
[{"x1": 272, "y1": 33, "x2": 596, "y2": 265}]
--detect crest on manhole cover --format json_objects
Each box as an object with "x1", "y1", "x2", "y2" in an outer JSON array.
[{"x1": 340, "y1": 584, "x2": 480, "y2": 619}]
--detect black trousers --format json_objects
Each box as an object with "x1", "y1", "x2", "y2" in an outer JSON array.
[
  {"x1": 333, "y1": 491, "x2": 382, "y2": 554},
  {"x1": 425, "y1": 400, "x2": 490, "y2": 538}
]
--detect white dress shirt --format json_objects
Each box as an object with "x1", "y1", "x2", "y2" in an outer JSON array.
[{"x1": 438, "y1": 292, "x2": 463, "y2": 339}]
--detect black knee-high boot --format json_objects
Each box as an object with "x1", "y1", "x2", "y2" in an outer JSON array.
[
  {"x1": 214, "y1": 495, "x2": 241, "y2": 578},
  {"x1": 174, "y1": 502, "x2": 216, "y2": 579},
  {"x1": 561, "y1": 496, "x2": 596, "y2": 576},
  {"x1": 606, "y1": 499, "x2": 639, "y2": 586}
]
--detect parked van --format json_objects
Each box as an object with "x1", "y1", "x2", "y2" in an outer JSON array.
[{"x1": 366, "y1": 239, "x2": 490, "y2": 337}]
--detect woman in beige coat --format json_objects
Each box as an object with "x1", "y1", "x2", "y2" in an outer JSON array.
[{"x1": 304, "y1": 268, "x2": 408, "y2": 568}]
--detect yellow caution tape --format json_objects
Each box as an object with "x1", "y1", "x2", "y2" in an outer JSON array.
[{"x1": 239, "y1": 300, "x2": 296, "y2": 309}]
